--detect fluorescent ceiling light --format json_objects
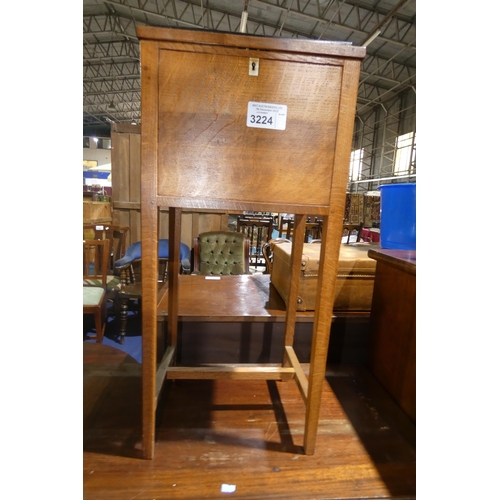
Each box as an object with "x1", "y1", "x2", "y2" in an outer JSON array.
[{"x1": 363, "y1": 30, "x2": 381, "y2": 47}]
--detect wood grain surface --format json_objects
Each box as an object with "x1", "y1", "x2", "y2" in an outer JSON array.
[
  {"x1": 138, "y1": 26, "x2": 365, "y2": 458},
  {"x1": 84, "y1": 346, "x2": 415, "y2": 499}
]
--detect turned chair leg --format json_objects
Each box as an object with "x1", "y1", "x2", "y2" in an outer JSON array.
[{"x1": 119, "y1": 296, "x2": 129, "y2": 345}]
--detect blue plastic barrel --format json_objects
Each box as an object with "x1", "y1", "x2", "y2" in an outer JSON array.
[{"x1": 378, "y1": 183, "x2": 416, "y2": 250}]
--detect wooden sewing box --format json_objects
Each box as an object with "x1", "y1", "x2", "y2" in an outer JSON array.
[{"x1": 271, "y1": 241, "x2": 377, "y2": 312}]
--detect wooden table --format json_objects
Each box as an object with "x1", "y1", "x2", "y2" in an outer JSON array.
[
  {"x1": 156, "y1": 274, "x2": 372, "y2": 360},
  {"x1": 155, "y1": 274, "x2": 373, "y2": 435},
  {"x1": 157, "y1": 274, "x2": 318, "y2": 323},
  {"x1": 155, "y1": 272, "x2": 373, "y2": 373},
  {"x1": 121, "y1": 275, "x2": 319, "y2": 349},
  {"x1": 155, "y1": 273, "x2": 310, "y2": 399},
  {"x1": 157, "y1": 273, "x2": 372, "y2": 322},
  {"x1": 156, "y1": 275, "x2": 313, "y2": 363},
  {"x1": 367, "y1": 248, "x2": 416, "y2": 422},
  {"x1": 124, "y1": 274, "x2": 370, "y2": 361},
  {"x1": 156, "y1": 275, "x2": 324, "y2": 365}
]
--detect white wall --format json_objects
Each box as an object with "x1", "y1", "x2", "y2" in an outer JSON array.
[{"x1": 83, "y1": 142, "x2": 112, "y2": 172}]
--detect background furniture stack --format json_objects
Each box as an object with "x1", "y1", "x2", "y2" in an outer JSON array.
[
  {"x1": 363, "y1": 194, "x2": 381, "y2": 227},
  {"x1": 236, "y1": 215, "x2": 274, "y2": 272},
  {"x1": 343, "y1": 192, "x2": 381, "y2": 228}
]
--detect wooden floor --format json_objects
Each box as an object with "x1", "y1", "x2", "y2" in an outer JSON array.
[{"x1": 83, "y1": 343, "x2": 415, "y2": 499}]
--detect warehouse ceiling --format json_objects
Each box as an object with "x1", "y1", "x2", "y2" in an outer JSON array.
[{"x1": 83, "y1": 0, "x2": 416, "y2": 137}]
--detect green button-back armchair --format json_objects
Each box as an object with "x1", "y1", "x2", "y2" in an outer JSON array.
[{"x1": 192, "y1": 231, "x2": 250, "y2": 275}]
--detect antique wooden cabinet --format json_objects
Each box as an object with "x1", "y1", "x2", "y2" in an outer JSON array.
[
  {"x1": 82, "y1": 201, "x2": 111, "y2": 224},
  {"x1": 368, "y1": 248, "x2": 416, "y2": 423},
  {"x1": 137, "y1": 26, "x2": 365, "y2": 459}
]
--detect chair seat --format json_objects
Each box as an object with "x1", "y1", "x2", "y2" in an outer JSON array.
[
  {"x1": 83, "y1": 286, "x2": 105, "y2": 306},
  {"x1": 83, "y1": 275, "x2": 121, "y2": 290},
  {"x1": 114, "y1": 239, "x2": 191, "y2": 273},
  {"x1": 83, "y1": 239, "x2": 110, "y2": 344}
]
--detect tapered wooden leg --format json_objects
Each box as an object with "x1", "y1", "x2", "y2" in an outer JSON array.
[
  {"x1": 303, "y1": 211, "x2": 344, "y2": 454},
  {"x1": 303, "y1": 360, "x2": 327, "y2": 454}
]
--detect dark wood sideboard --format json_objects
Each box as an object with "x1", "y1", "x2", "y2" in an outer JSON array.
[{"x1": 367, "y1": 248, "x2": 416, "y2": 423}]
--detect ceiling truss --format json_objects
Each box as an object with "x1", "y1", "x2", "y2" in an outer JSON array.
[{"x1": 83, "y1": 0, "x2": 416, "y2": 133}]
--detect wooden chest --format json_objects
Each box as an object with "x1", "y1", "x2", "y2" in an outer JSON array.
[
  {"x1": 83, "y1": 201, "x2": 112, "y2": 223},
  {"x1": 271, "y1": 242, "x2": 377, "y2": 312}
]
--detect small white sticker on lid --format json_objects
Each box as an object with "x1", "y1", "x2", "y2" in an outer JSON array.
[{"x1": 221, "y1": 483, "x2": 236, "y2": 493}]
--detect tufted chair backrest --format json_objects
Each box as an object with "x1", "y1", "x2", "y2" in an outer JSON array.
[{"x1": 192, "y1": 231, "x2": 250, "y2": 275}]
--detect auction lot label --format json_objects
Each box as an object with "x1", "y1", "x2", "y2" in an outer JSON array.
[{"x1": 246, "y1": 101, "x2": 287, "y2": 130}]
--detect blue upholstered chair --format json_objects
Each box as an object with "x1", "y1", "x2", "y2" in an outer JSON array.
[
  {"x1": 113, "y1": 239, "x2": 191, "y2": 343},
  {"x1": 114, "y1": 239, "x2": 191, "y2": 284}
]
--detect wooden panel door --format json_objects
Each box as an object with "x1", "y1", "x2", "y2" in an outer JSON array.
[
  {"x1": 111, "y1": 123, "x2": 141, "y2": 247},
  {"x1": 111, "y1": 121, "x2": 237, "y2": 247}
]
